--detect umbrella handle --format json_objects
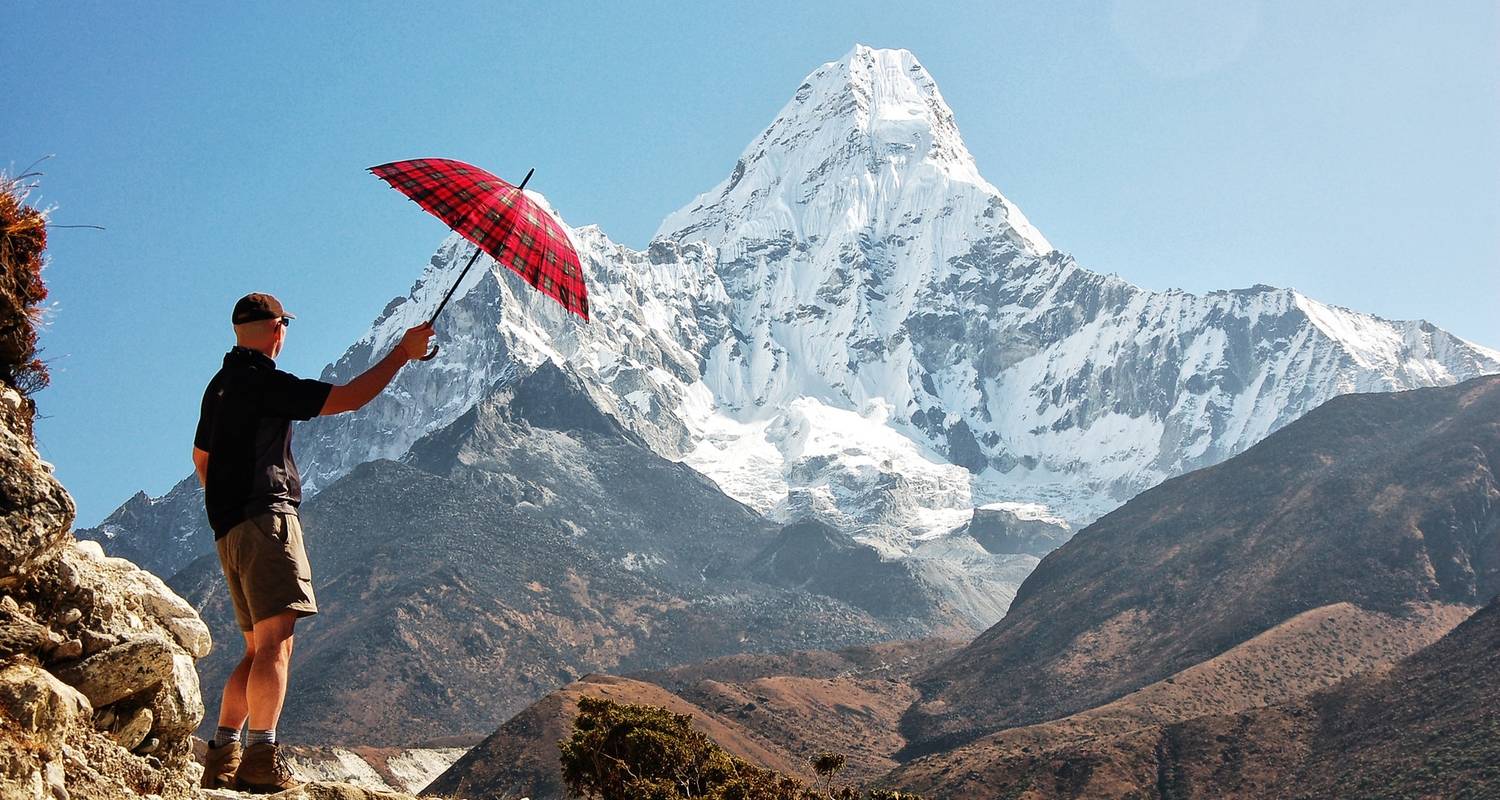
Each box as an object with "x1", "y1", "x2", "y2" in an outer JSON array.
[{"x1": 420, "y1": 345, "x2": 439, "y2": 361}]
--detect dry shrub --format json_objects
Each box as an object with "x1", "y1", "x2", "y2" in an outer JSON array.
[{"x1": 0, "y1": 170, "x2": 51, "y2": 396}]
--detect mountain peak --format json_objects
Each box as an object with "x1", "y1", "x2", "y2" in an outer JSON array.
[
  {"x1": 655, "y1": 46, "x2": 1051, "y2": 256},
  {"x1": 800, "y1": 45, "x2": 972, "y2": 171}
]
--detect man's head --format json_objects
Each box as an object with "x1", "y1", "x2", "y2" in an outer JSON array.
[{"x1": 232, "y1": 293, "x2": 295, "y2": 359}]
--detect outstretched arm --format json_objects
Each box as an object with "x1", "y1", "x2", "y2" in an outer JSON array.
[{"x1": 319, "y1": 323, "x2": 434, "y2": 416}]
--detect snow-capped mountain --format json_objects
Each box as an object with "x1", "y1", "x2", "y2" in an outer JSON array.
[{"x1": 93, "y1": 45, "x2": 1500, "y2": 625}]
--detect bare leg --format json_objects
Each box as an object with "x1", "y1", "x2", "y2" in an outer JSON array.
[
  {"x1": 216, "y1": 631, "x2": 256, "y2": 730},
  {"x1": 246, "y1": 611, "x2": 297, "y2": 730}
]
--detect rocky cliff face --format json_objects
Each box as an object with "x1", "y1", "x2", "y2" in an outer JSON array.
[{"x1": 0, "y1": 383, "x2": 211, "y2": 799}]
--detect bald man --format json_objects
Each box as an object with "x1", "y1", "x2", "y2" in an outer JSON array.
[{"x1": 194, "y1": 292, "x2": 432, "y2": 792}]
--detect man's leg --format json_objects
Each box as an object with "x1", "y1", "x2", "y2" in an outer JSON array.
[
  {"x1": 203, "y1": 630, "x2": 254, "y2": 788},
  {"x1": 246, "y1": 610, "x2": 297, "y2": 730},
  {"x1": 217, "y1": 631, "x2": 256, "y2": 729}
]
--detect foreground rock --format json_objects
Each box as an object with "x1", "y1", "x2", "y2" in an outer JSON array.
[
  {"x1": 0, "y1": 384, "x2": 212, "y2": 798},
  {"x1": 191, "y1": 740, "x2": 469, "y2": 795}
]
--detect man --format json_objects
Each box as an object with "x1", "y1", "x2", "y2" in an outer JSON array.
[{"x1": 193, "y1": 292, "x2": 433, "y2": 792}]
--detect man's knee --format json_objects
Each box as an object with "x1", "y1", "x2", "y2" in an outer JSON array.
[{"x1": 251, "y1": 611, "x2": 297, "y2": 658}]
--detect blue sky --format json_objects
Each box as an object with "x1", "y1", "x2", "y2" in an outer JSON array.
[{"x1": 4, "y1": 1, "x2": 1496, "y2": 526}]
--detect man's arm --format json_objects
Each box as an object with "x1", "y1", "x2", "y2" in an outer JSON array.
[
  {"x1": 192, "y1": 447, "x2": 210, "y2": 488},
  {"x1": 319, "y1": 322, "x2": 434, "y2": 416}
]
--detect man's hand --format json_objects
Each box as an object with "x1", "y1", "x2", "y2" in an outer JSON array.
[
  {"x1": 321, "y1": 322, "x2": 438, "y2": 415},
  {"x1": 398, "y1": 322, "x2": 436, "y2": 361}
]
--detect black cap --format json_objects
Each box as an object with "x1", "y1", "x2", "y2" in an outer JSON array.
[{"x1": 232, "y1": 292, "x2": 296, "y2": 325}]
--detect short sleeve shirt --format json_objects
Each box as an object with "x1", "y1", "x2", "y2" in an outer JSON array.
[{"x1": 194, "y1": 346, "x2": 333, "y2": 538}]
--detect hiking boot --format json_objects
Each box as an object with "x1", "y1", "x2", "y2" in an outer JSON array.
[
  {"x1": 234, "y1": 742, "x2": 302, "y2": 794},
  {"x1": 201, "y1": 740, "x2": 241, "y2": 789}
]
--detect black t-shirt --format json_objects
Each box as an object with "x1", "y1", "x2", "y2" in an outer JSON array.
[{"x1": 194, "y1": 346, "x2": 333, "y2": 539}]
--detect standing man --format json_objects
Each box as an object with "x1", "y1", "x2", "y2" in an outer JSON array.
[{"x1": 193, "y1": 292, "x2": 433, "y2": 792}]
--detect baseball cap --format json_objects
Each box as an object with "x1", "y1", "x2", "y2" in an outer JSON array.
[{"x1": 232, "y1": 292, "x2": 297, "y2": 325}]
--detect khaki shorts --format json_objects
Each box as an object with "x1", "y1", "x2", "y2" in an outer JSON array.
[{"x1": 215, "y1": 511, "x2": 318, "y2": 631}]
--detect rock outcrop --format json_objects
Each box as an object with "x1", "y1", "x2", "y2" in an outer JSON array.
[{"x1": 0, "y1": 383, "x2": 212, "y2": 798}]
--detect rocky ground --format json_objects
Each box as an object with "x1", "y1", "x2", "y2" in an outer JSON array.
[{"x1": 0, "y1": 380, "x2": 208, "y2": 798}]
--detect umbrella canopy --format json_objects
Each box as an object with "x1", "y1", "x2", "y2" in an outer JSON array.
[{"x1": 370, "y1": 158, "x2": 589, "y2": 320}]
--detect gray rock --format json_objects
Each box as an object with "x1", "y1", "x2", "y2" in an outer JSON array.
[
  {"x1": 78, "y1": 628, "x2": 117, "y2": 656},
  {"x1": 0, "y1": 662, "x2": 91, "y2": 754},
  {"x1": 0, "y1": 611, "x2": 52, "y2": 658},
  {"x1": 52, "y1": 633, "x2": 175, "y2": 708},
  {"x1": 148, "y1": 653, "x2": 203, "y2": 738},
  {"x1": 44, "y1": 758, "x2": 67, "y2": 800},
  {"x1": 44, "y1": 638, "x2": 83, "y2": 661},
  {"x1": 0, "y1": 387, "x2": 76, "y2": 589},
  {"x1": 110, "y1": 705, "x2": 153, "y2": 750}
]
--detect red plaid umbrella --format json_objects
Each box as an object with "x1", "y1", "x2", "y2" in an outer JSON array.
[{"x1": 370, "y1": 158, "x2": 589, "y2": 357}]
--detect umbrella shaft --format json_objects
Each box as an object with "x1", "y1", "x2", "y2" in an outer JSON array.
[{"x1": 429, "y1": 244, "x2": 487, "y2": 325}]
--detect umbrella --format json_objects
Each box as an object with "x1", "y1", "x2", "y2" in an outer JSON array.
[{"x1": 369, "y1": 157, "x2": 589, "y2": 359}]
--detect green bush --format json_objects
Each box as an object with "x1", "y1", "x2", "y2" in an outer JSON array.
[{"x1": 559, "y1": 696, "x2": 925, "y2": 800}]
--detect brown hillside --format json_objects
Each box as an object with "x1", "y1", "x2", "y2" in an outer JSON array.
[
  {"x1": 891, "y1": 597, "x2": 1500, "y2": 799},
  {"x1": 884, "y1": 601, "x2": 1470, "y2": 798},
  {"x1": 904, "y1": 375, "x2": 1500, "y2": 754}
]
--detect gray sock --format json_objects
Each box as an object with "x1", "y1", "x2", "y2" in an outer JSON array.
[
  {"x1": 246, "y1": 728, "x2": 276, "y2": 746},
  {"x1": 212, "y1": 726, "x2": 241, "y2": 748}
]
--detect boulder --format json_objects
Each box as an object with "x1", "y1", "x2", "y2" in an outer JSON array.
[
  {"x1": 0, "y1": 662, "x2": 91, "y2": 753},
  {"x1": 0, "y1": 388, "x2": 75, "y2": 589},
  {"x1": 51, "y1": 633, "x2": 175, "y2": 708},
  {"x1": 0, "y1": 601, "x2": 55, "y2": 658},
  {"x1": 110, "y1": 705, "x2": 154, "y2": 751},
  {"x1": 64, "y1": 544, "x2": 212, "y2": 659},
  {"x1": 119, "y1": 564, "x2": 212, "y2": 659},
  {"x1": 148, "y1": 653, "x2": 204, "y2": 738}
]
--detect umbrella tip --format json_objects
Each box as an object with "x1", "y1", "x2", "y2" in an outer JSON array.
[{"x1": 518, "y1": 168, "x2": 535, "y2": 192}]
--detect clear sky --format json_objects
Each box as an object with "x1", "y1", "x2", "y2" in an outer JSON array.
[{"x1": 4, "y1": 1, "x2": 1496, "y2": 526}]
